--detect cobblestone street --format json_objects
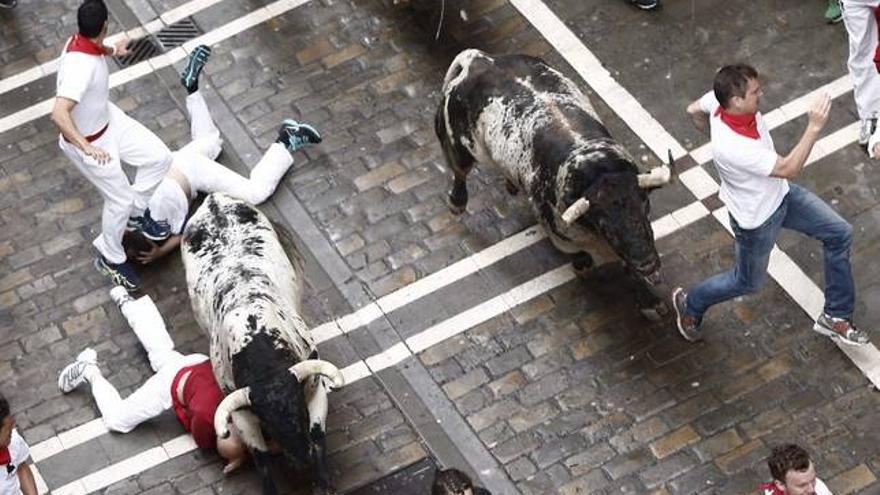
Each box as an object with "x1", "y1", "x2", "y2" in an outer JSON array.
[{"x1": 1, "y1": 0, "x2": 880, "y2": 494}]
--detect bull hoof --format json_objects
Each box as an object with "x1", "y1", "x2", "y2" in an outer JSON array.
[
  {"x1": 572, "y1": 253, "x2": 595, "y2": 277},
  {"x1": 446, "y1": 195, "x2": 467, "y2": 215},
  {"x1": 640, "y1": 301, "x2": 670, "y2": 322}
]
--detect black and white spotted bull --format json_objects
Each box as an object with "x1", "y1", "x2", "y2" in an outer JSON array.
[
  {"x1": 436, "y1": 49, "x2": 675, "y2": 317},
  {"x1": 180, "y1": 193, "x2": 344, "y2": 494}
]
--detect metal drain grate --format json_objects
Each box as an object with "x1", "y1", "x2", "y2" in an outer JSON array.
[
  {"x1": 115, "y1": 37, "x2": 162, "y2": 67},
  {"x1": 156, "y1": 18, "x2": 202, "y2": 50},
  {"x1": 113, "y1": 18, "x2": 202, "y2": 67}
]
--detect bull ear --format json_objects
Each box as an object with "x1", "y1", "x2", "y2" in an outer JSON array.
[
  {"x1": 561, "y1": 198, "x2": 590, "y2": 226},
  {"x1": 289, "y1": 360, "x2": 345, "y2": 389},
  {"x1": 214, "y1": 387, "x2": 252, "y2": 439}
]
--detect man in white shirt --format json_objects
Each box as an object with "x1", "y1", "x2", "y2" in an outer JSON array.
[
  {"x1": 761, "y1": 444, "x2": 833, "y2": 495},
  {"x1": 841, "y1": 0, "x2": 880, "y2": 146},
  {"x1": 0, "y1": 395, "x2": 37, "y2": 495},
  {"x1": 672, "y1": 64, "x2": 869, "y2": 346},
  {"x1": 51, "y1": 0, "x2": 174, "y2": 293}
]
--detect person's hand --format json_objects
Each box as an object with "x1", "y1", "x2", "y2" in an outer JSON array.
[
  {"x1": 81, "y1": 143, "x2": 110, "y2": 165},
  {"x1": 136, "y1": 240, "x2": 161, "y2": 264},
  {"x1": 807, "y1": 93, "x2": 831, "y2": 133},
  {"x1": 113, "y1": 38, "x2": 132, "y2": 57}
]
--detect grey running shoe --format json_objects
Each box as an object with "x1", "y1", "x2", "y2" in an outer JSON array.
[
  {"x1": 180, "y1": 45, "x2": 211, "y2": 94},
  {"x1": 94, "y1": 255, "x2": 139, "y2": 293},
  {"x1": 0, "y1": 0, "x2": 17, "y2": 9},
  {"x1": 58, "y1": 348, "x2": 98, "y2": 393},
  {"x1": 277, "y1": 119, "x2": 322, "y2": 152},
  {"x1": 630, "y1": 0, "x2": 659, "y2": 9},
  {"x1": 859, "y1": 118, "x2": 877, "y2": 145},
  {"x1": 672, "y1": 287, "x2": 702, "y2": 342},
  {"x1": 813, "y1": 313, "x2": 870, "y2": 346}
]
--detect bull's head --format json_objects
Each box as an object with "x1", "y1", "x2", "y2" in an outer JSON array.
[
  {"x1": 561, "y1": 150, "x2": 676, "y2": 286},
  {"x1": 214, "y1": 334, "x2": 344, "y2": 466}
]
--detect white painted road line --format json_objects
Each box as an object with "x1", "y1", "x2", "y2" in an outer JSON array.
[
  {"x1": 0, "y1": 0, "x2": 314, "y2": 135},
  {"x1": 0, "y1": 0, "x2": 226, "y2": 99}
]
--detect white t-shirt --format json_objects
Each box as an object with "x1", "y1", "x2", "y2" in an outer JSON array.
[
  {"x1": 700, "y1": 91, "x2": 789, "y2": 229},
  {"x1": 0, "y1": 429, "x2": 31, "y2": 495},
  {"x1": 148, "y1": 176, "x2": 191, "y2": 235},
  {"x1": 56, "y1": 43, "x2": 110, "y2": 136}
]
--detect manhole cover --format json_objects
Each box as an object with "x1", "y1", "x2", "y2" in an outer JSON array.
[
  {"x1": 114, "y1": 18, "x2": 202, "y2": 67},
  {"x1": 346, "y1": 457, "x2": 437, "y2": 495},
  {"x1": 156, "y1": 18, "x2": 201, "y2": 50},
  {"x1": 115, "y1": 36, "x2": 161, "y2": 67}
]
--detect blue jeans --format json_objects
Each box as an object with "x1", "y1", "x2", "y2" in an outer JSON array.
[{"x1": 686, "y1": 183, "x2": 855, "y2": 321}]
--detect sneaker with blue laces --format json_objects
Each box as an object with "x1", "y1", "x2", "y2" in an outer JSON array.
[
  {"x1": 58, "y1": 348, "x2": 98, "y2": 393},
  {"x1": 276, "y1": 119, "x2": 322, "y2": 153},
  {"x1": 127, "y1": 208, "x2": 171, "y2": 241},
  {"x1": 95, "y1": 255, "x2": 140, "y2": 293},
  {"x1": 180, "y1": 45, "x2": 211, "y2": 94}
]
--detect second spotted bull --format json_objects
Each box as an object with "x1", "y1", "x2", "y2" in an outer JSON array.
[
  {"x1": 181, "y1": 193, "x2": 343, "y2": 494},
  {"x1": 436, "y1": 49, "x2": 675, "y2": 317}
]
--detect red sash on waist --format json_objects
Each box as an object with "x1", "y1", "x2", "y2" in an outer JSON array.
[{"x1": 63, "y1": 122, "x2": 108, "y2": 144}]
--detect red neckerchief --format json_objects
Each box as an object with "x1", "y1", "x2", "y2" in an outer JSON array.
[
  {"x1": 715, "y1": 106, "x2": 760, "y2": 140},
  {"x1": 66, "y1": 33, "x2": 106, "y2": 55},
  {"x1": 760, "y1": 482, "x2": 784, "y2": 495},
  {"x1": 0, "y1": 446, "x2": 10, "y2": 466}
]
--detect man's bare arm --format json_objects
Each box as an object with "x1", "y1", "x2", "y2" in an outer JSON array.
[
  {"x1": 770, "y1": 94, "x2": 831, "y2": 179},
  {"x1": 686, "y1": 99, "x2": 710, "y2": 134},
  {"x1": 17, "y1": 461, "x2": 38, "y2": 495},
  {"x1": 50, "y1": 97, "x2": 110, "y2": 164}
]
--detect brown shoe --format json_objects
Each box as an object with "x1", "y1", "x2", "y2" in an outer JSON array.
[{"x1": 672, "y1": 287, "x2": 702, "y2": 342}]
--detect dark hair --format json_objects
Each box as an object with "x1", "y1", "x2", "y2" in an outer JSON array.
[
  {"x1": 122, "y1": 231, "x2": 155, "y2": 261},
  {"x1": 77, "y1": 1, "x2": 108, "y2": 38},
  {"x1": 713, "y1": 64, "x2": 758, "y2": 109},
  {"x1": 0, "y1": 394, "x2": 8, "y2": 421},
  {"x1": 768, "y1": 444, "x2": 811, "y2": 483},
  {"x1": 433, "y1": 469, "x2": 474, "y2": 495}
]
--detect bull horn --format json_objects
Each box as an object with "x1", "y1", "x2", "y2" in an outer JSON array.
[
  {"x1": 214, "y1": 387, "x2": 252, "y2": 439},
  {"x1": 290, "y1": 360, "x2": 345, "y2": 389},
  {"x1": 637, "y1": 149, "x2": 677, "y2": 189},
  {"x1": 561, "y1": 198, "x2": 591, "y2": 226}
]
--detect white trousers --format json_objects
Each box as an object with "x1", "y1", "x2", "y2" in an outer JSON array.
[
  {"x1": 59, "y1": 103, "x2": 172, "y2": 264},
  {"x1": 172, "y1": 92, "x2": 294, "y2": 205},
  {"x1": 88, "y1": 295, "x2": 207, "y2": 433},
  {"x1": 844, "y1": 0, "x2": 880, "y2": 119}
]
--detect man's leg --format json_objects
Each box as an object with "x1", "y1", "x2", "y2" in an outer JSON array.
[
  {"x1": 682, "y1": 204, "x2": 786, "y2": 325},
  {"x1": 180, "y1": 144, "x2": 293, "y2": 205},
  {"x1": 781, "y1": 184, "x2": 855, "y2": 318},
  {"x1": 111, "y1": 287, "x2": 179, "y2": 372},
  {"x1": 114, "y1": 109, "x2": 173, "y2": 217},
  {"x1": 843, "y1": 0, "x2": 880, "y2": 140},
  {"x1": 178, "y1": 91, "x2": 222, "y2": 161},
  {"x1": 59, "y1": 137, "x2": 132, "y2": 266}
]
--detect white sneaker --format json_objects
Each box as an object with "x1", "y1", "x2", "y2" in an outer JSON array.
[
  {"x1": 109, "y1": 286, "x2": 133, "y2": 308},
  {"x1": 859, "y1": 118, "x2": 877, "y2": 145},
  {"x1": 58, "y1": 348, "x2": 98, "y2": 393}
]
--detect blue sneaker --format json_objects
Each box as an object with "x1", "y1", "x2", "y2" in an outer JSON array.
[
  {"x1": 127, "y1": 208, "x2": 171, "y2": 241},
  {"x1": 94, "y1": 255, "x2": 140, "y2": 293},
  {"x1": 276, "y1": 119, "x2": 322, "y2": 152},
  {"x1": 181, "y1": 45, "x2": 211, "y2": 94}
]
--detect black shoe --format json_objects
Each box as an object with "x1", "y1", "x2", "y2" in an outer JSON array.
[
  {"x1": 127, "y1": 208, "x2": 171, "y2": 241},
  {"x1": 630, "y1": 0, "x2": 659, "y2": 10},
  {"x1": 0, "y1": 0, "x2": 17, "y2": 9},
  {"x1": 276, "y1": 119, "x2": 322, "y2": 152},
  {"x1": 94, "y1": 256, "x2": 140, "y2": 292},
  {"x1": 180, "y1": 45, "x2": 211, "y2": 94}
]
